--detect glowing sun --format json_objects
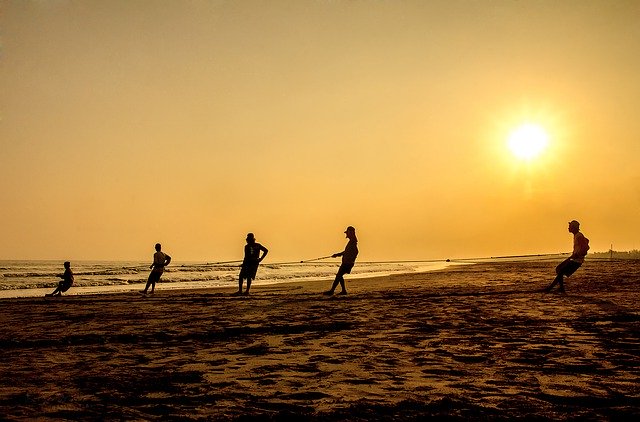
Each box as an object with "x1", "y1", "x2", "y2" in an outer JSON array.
[{"x1": 507, "y1": 123, "x2": 549, "y2": 160}]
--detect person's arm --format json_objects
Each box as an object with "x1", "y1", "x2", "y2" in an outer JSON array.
[
  {"x1": 570, "y1": 234, "x2": 582, "y2": 259},
  {"x1": 332, "y1": 251, "x2": 344, "y2": 258},
  {"x1": 258, "y1": 246, "x2": 268, "y2": 262},
  {"x1": 164, "y1": 255, "x2": 172, "y2": 266}
]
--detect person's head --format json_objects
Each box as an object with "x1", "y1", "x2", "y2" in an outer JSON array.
[
  {"x1": 64, "y1": 261, "x2": 71, "y2": 269},
  {"x1": 246, "y1": 233, "x2": 255, "y2": 244},
  {"x1": 155, "y1": 243, "x2": 162, "y2": 251},
  {"x1": 568, "y1": 220, "x2": 580, "y2": 234},
  {"x1": 344, "y1": 226, "x2": 356, "y2": 240}
]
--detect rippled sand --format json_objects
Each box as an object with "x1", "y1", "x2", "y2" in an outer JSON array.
[{"x1": 1, "y1": 260, "x2": 639, "y2": 420}]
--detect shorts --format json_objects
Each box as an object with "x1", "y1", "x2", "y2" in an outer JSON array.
[
  {"x1": 59, "y1": 281, "x2": 72, "y2": 292},
  {"x1": 337, "y1": 262, "x2": 355, "y2": 276},
  {"x1": 240, "y1": 265, "x2": 259, "y2": 280},
  {"x1": 556, "y1": 259, "x2": 582, "y2": 277},
  {"x1": 148, "y1": 270, "x2": 163, "y2": 283}
]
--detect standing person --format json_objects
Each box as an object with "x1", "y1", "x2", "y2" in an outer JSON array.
[
  {"x1": 233, "y1": 233, "x2": 268, "y2": 296},
  {"x1": 141, "y1": 243, "x2": 171, "y2": 295},
  {"x1": 46, "y1": 261, "x2": 74, "y2": 297},
  {"x1": 324, "y1": 226, "x2": 359, "y2": 296},
  {"x1": 545, "y1": 220, "x2": 589, "y2": 293}
]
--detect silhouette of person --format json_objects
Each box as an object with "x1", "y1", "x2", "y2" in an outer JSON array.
[
  {"x1": 46, "y1": 261, "x2": 74, "y2": 297},
  {"x1": 324, "y1": 226, "x2": 359, "y2": 296},
  {"x1": 141, "y1": 243, "x2": 171, "y2": 295},
  {"x1": 545, "y1": 220, "x2": 589, "y2": 293},
  {"x1": 233, "y1": 233, "x2": 268, "y2": 296}
]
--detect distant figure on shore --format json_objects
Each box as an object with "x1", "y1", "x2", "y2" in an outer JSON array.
[
  {"x1": 233, "y1": 233, "x2": 268, "y2": 296},
  {"x1": 324, "y1": 226, "x2": 359, "y2": 296},
  {"x1": 141, "y1": 243, "x2": 171, "y2": 295},
  {"x1": 545, "y1": 220, "x2": 589, "y2": 293},
  {"x1": 46, "y1": 261, "x2": 74, "y2": 297}
]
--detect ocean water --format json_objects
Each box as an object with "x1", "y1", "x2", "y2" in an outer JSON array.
[{"x1": 0, "y1": 260, "x2": 449, "y2": 298}]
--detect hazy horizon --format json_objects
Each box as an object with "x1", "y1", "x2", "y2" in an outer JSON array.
[{"x1": 1, "y1": 1, "x2": 638, "y2": 262}]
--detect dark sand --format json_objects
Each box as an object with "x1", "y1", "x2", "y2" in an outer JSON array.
[{"x1": 1, "y1": 260, "x2": 640, "y2": 420}]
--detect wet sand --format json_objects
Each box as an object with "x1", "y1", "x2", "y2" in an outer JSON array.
[{"x1": 1, "y1": 260, "x2": 639, "y2": 420}]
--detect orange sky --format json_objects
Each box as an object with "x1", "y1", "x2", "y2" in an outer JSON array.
[{"x1": 1, "y1": 1, "x2": 638, "y2": 261}]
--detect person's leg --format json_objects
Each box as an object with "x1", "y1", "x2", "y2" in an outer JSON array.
[
  {"x1": 545, "y1": 274, "x2": 562, "y2": 292},
  {"x1": 325, "y1": 264, "x2": 352, "y2": 295},
  {"x1": 234, "y1": 269, "x2": 245, "y2": 296},
  {"x1": 150, "y1": 275, "x2": 157, "y2": 294},
  {"x1": 54, "y1": 280, "x2": 67, "y2": 295},
  {"x1": 334, "y1": 273, "x2": 344, "y2": 293},
  {"x1": 234, "y1": 266, "x2": 247, "y2": 296},
  {"x1": 47, "y1": 285, "x2": 61, "y2": 297},
  {"x1": 546, "y1": 260, "x2": 569, "y2": 292},
  {"x1": 324, "y1": 277, "x2": 337, "y2": 295},
  {"x1": 337, "y1": 263, "x2": 352, "y2": 294},
  {"x1": 244, "y1": 266, "x2": 258, "y2": 295},
  {"x1": 142, "y1": 272, "x2": 160, "y2": 294},
  {"x1": 557, "y1": 261, "x2": 580, "y2": 293},
  {"x1": 234, "y1": 277, "x2": 244, "y2": 295},
  {"x1": 142, "y1": 272, "x2": 153, "y2": 294},
  {"x1": 338, "y1": 276, "x2": 347, "y2": 295},
  {"x1": 325, "y1": 271, "x2": 346, "y2": 295}
]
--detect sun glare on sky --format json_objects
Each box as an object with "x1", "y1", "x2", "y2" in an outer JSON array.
[
  {"x1": 507, "y1": 123, "x2": 549, "y2": 161},
  {"x1": 2, "y1": 1, "x2": 640, "y2": 260}
]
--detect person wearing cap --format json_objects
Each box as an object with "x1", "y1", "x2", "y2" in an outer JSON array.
[
  {"x1": 234, "y1": 233, "x2": 269, "y2": 296},
  {"x1": 324, "y1": 226, "x2": 359, "y2": 296},
  {"x1": 544, "y1": 220, "x2": 589, "y2": 293},
  {"x1": 141, "y1": 243, "x2": 172, "y2": 295}
]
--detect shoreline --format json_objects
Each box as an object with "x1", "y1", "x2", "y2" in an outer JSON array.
[
  {"x1": 0, "y1": 261, "x2": 454, "y2": 300},
  {"x1": 2, "y1": 260, "x2": 639, "y2": 420},
  {"x1": 0, "y1": 270, "x2": 437, "y2": 301}
]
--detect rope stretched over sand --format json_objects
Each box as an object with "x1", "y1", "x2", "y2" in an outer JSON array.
[
  {"x1": 199, "y1": 252, "x2": 603, "y2": 268},
  {"x1": 296, "y1": 252, "x2": 569, "y2": 266}
]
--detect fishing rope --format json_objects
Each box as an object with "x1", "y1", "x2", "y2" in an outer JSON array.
[
  {"x1": 290, "y1": 252, "x2": 570, "y2": 266},
  {"x1": 183, "y1": 252, "x2": 623, "y2": 269},
  {"x1": 203, "y1": 260, "x2": 243, "y2": 265}
]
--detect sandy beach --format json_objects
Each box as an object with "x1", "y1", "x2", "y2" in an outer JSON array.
[{"x1": 1, "y1": 260, "x2": 639, "y2": 420}]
